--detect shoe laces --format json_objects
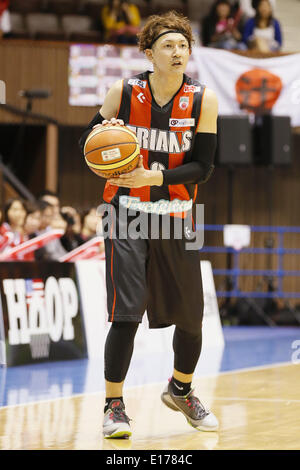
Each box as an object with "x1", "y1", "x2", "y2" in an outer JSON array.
[
  {"x1": 109, "y1": 403, "x2": 131, "y2": 424},
  {"x1": 184, "y1": 390, "x2": 209, "y2": 419}
]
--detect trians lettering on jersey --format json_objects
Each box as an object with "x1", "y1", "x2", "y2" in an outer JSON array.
[
  {"x1": 103, "y1": 72, "x2": 205, "y2": 216},
  {"x1": 126, "y1": 126, "x2": 193, "y2": 154}
]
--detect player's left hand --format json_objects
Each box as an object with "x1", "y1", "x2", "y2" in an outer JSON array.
[{"x1": 107, "y1": 156, "x2": 160, "y2": 188}]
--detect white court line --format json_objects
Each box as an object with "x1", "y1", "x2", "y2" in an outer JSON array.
[
  {"x1": 201, "y1": 360, "x2": 296, "y2": 378},
  {"x1": 200, "y1": 397, "x2": 300, "y2": 404},
  {"x1": 0, "y1": 361, "x2": 296, "y2": 410}
]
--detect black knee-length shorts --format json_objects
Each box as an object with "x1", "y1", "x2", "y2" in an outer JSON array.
[{"x1": 103, "y1": 204, "x2": 204, "y2": 335}]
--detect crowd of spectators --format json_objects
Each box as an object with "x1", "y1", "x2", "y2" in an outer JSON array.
[
  {"x1": 1, "y1": 0, "x2": 283, "y2": 52},
  {"x1": 0, "y1": 191, "x2": 104, "y2": 261},
  {"x1": 201, "y1": 0, "x2": 282, "y2": 52}
]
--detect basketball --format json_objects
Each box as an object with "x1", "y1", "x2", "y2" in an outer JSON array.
[{"x1": 83, "y1": 125, "x2": 140, "y2": 178}]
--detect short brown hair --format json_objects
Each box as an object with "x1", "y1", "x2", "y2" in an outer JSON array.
[{"x1": 137, "y1": 11, "x2": 194, "y2": 51}]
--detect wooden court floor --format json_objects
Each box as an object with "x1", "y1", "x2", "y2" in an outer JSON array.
[{"x1": 0, "y1": 363, "x2": 299, "y2": 450}]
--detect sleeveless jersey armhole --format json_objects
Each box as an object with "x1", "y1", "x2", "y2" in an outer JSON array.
[
  {"x1": 116, "y1": 80, "x2": 124, "y2": 119},
  {"x1": 195, "y1": 86, "x2": 206, "y2": 131}
]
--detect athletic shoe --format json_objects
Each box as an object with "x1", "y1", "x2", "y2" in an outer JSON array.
[
  {"x1": 103, "y1": 400, "x2": 132, "y2": 439},
  {"x1": 161, "y1": 383, "x2": 219, "y2": 431}
]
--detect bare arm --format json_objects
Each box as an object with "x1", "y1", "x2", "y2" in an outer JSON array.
[
  {"x1": 78, "y1": 79, "x2": 124, "y2": 154},
  {"x1": 197, "y1": 88, "x2": 218, "y2": 134},
  {"x1": 99, "y1": 79, "x2": 123, "y2": 120}
]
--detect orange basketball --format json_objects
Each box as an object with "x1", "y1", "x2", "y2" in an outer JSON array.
[{"x1": 84, "y1": 125, "x2": 140, "y2": 178}]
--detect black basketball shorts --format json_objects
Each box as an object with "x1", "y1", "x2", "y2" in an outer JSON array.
[{"x1": 103, "y1": 204, "x2": 204, "y2": 335}]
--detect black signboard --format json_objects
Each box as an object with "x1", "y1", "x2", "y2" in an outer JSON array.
[{"x1": 0, "y1": 262, "x2": 87, "y2": 366}]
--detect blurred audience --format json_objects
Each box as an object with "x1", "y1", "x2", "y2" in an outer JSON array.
[
  {"x1": 0, "y1": 198, "x2": 26, "y2": 249},
  {"x1": 34, "y1": 199, "x2": 67, "y2": 261},
  {"x1": 243, "y1": 0, "x2": 276, "y2": 17},
  {"x1": 101, "y1": 0, "x2": 141, "y2": 45},
  {"x1": 242, "y1": 0, "x2": 282, "y2": 51},
  {"x1": 39, "y1": 189, "x2": 60, "y2": 215},
  {"x1": 23, "y1": 201, "x2": 41, "y2": 238},
  {"x1": 39, "y1": 189, "x2": 69, "y2": 231},
  {"x1": 60, "y1": 206, "x2": 85, "y2": 252},
  {"x1": 201, "y1": 0, "x2": 246, "y2": 50},
  {"x1": 81, "y1": 207, "x2": 99, "y2": 241},
  {"x1": 0, "y1": 0, "x2": 11, "y2": 38},
  {"x1": 0, "y1": 194, "x2": 104, "y2": 260}
]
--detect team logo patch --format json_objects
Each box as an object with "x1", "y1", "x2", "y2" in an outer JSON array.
[
  {"x1": 169, "y1": 118, "x2": 195, "y2": 128},
  {"x1": 102, "y1": 148, "x2": 121, "y2": 161},
  {"x1": 137, "y1": 92, "x2": 146, "y2": 103},
  {"x1": 184, "y1": 84, "x2": 201, "y2": 93},
  {"x1": 179, "y1": 96, "x2": 189, "y2": 110},
  {"x1": 128, "y1": 79, "x2": 147, "y2": 88}
]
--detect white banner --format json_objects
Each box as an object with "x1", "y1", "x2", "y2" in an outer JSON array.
[
  {"x1": 69, "y1": 45, "x2": 300, "y2": 126},
  {"x1": 68, "y1": 44, "x2": 199, "y2": 106},
  {"x1": 194, "y1": 47, "x2": 300, "y2": 126}
]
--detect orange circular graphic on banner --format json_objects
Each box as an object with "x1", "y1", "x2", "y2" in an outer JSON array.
[{"x1": 235, "y1": 68, "x2": 282, "y2": 113}]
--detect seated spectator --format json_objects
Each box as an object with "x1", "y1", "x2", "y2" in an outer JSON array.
[
  {"x1": 34, "y1": 200, "x2": 67, "y2": 261},
  {"x1": 242, "y1": 0, "x2": 282, "y2": 52},
  {"x1": 101, "y1": 0, "x2": 141, "y2": 45},
  {"x1": 238, "y1": 0, "x2": 276, "y2": 19},
  {"x1": 81, "y1": 207, "x2": 99, "y2": 241},
  {"x1": 23, "y1": 201, "x2": 41, "y2": 239},
  {"x1": 61, "y1": 206, "x2": 82, "y2": 234},
  {"x1": 0, "y1": 0, "x2": 11, "y2": 38},
  {"x1": 38, "y1": 189, "x2": 60, "y2": 216},
  {"x1": 0, "y1": 198, "x2": 26, "y2": 250},
  {"x1": 201, "y1": 0, "x2": 246, "y2": 50},
  {"x1": 38, "y1": 200, "x2": 54, "y2": 230},
  {"x1": 60, "y1": 206, "x2": 85, "y2": 252},
  {"x1": 38, "y1": 189, "x2": 68, "y2": 231}
]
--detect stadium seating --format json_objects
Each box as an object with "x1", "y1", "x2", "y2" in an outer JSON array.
[
  {"x1": 61, "y1": 14, "x2": 102, "y2": 41},
  {"x1": 47, "y1": 0, "x2": 76, "y2": 16},
  {"x1": 10, "y1": 12, "x2": 30, "y2": 39},
  {"x1": 26, "y1": 13, "x2": 65, "y2": 40},
  {"x1": 7, "y1": 0, "x2": 188, "y2": 42},
  {"x1": 9, "y1": 0, "x2": 45, "y2": 14}
]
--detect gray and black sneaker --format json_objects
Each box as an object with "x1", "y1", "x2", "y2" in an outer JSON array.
[
  {"x1": 161, "y1": 383, "x2": 219, "y2": 431},
  {"x1": 103, "y1": 400, "x2": 132, "y2": 439}
]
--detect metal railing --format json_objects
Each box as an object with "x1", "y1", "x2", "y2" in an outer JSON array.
[{"x1": 201, "y1": 224, "x2": 300, "y2": 299}]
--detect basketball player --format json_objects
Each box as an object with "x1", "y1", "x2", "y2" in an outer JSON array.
[{"x1": 79, "y1": 11, "x2": 218, "y2": 439}]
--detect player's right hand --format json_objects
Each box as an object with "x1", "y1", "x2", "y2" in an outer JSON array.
[{"x1": 93, "y1": 118, "x2": 124, "y2": 129}]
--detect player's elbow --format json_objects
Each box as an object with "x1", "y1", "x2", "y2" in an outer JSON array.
[{"x1": 194, "y1": 164, "x2": 215, "y2": 184}]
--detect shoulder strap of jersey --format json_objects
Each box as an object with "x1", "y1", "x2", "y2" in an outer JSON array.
[
  {"x1": 117, "y1": 72, "x2": 148, "y2": 121},
  {"x1": 188, "y1": 81, "x2": 206, "y2": 130}
]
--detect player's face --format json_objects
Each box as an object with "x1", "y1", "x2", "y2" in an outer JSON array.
[{"x1": 149, "y1": 32, "x2": 190, "y2": 75}]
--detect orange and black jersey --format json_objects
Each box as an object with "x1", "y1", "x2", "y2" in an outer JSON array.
[{"x1": 103, "y1": 71, "x2": 206, "y2": 214}]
